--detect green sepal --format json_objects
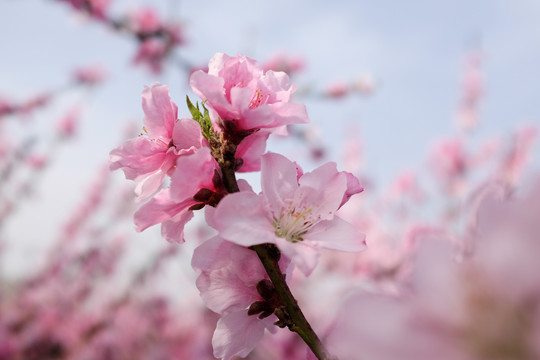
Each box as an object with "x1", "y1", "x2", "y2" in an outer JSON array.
[{"x1": 186, "y1": 96, "x2": 215, "y2": 140}]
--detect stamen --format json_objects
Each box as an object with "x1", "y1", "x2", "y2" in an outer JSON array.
[
  {"x1": 274, "y1": 207, "x2": 316, "y2": 243},
  {"x1": 249, "y1": 89, "x2": 268, "y2": 109}
]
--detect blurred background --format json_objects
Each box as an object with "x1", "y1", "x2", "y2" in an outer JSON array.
[{"x1": 0, "y1": 0, "x2": 539, "y2": 358}]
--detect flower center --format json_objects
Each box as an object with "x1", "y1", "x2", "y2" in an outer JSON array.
[
  {"x1": 273, "y1": 207, "x2": 316, "y2": 243},
  {"x1": 249, "y1": 89, "x2": 269, "y2": 109}
]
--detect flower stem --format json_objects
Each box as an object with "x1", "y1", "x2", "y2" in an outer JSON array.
[
  {"x1": 218, "y1": 156, "x2": 334, "y2": 360},
  {"x1": 252, "y1": 244, "x2": 335, "y2": 360}
]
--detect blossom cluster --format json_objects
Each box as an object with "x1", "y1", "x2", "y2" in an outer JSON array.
[
  {"x1": 325, "y1": 180, "x2": 540, "y2": 360},
  {"x1": 110, "y1": 52, "x2": 367, "y2": 359}
]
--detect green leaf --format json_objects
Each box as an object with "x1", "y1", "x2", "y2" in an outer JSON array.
[
  {"x1": 186, "y1": 96, "x2": 215, "y2": 140},
  {"x1": 186, "y1": 95, "x2": 202, "y2": 121}
]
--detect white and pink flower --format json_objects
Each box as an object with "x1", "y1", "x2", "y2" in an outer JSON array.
[{"x1": 210, "y1": 152, "x2": 366, "y2": 276}]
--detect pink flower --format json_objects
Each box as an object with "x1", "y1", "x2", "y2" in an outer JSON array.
[
  {"x1": 26, "y1": 154, "x2": 48, "y2": 169},
  {"x1": 73, "y1": 65, "x2": 106, "y2": 85},
  {"x1": 110, "y1": 83, "x2": 203, "y2": 200},
  {"x1": 190, "y1": 53, "x2": 309, "y2": 131},
  {"x1": 61, "y1": 0, "x2": 110, "y2": 19},
  {"x1": 261, "y1": 53, "x2": 305, "y2": 75},
  {"x1": 130, "y1": 7, "x2": 161, "y2": 34},
  {"x1": 210, "y1": 152, "x2": 366, "y2": 276},
  {"x1": 325, "y1": 81, "x2": 349, "y2": 98},
  {"x1": 456, "y1": 51, "x2": 483, "y2": 130},
  {"x1": 133, "y1": 39, "x2": 168, "y2": 74},
  {"x1": 192, "y1": 236, "x2": 289, "y2": 360},
  {"x1": 128, "y1": 9, "x2": 184, "y2": 74},
  {"x1": 56, "y1": 105, "x2": 81, "y2": 138},
  {"x1": 429, "y1": 137, "x2": 468, "y2": 193}
]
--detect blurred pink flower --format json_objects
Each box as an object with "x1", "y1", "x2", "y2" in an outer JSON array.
[
  {"x1": 456, "y1": 51, "x2": 483, "y2": 130},
  {"x1": 325, "y1": 81, "x2": 349, "y2": 98},
  {"x1": 429, "y1": 137, "x2": 468, "y2": 193},
  {"x1": 0, "y1": 96, "x2": 14, "y2": 117},
  {"x1": 26, "y1": 154, "x2": 48, "y2": 169},
  {"x1": 133, "y1": 39, "x2": 168, "y2": 74},
  {"x1": 326, "y1": 181, "x2": 540, "y2": 360},
  {"x1": 58, "y1": 0, "x2": 110, "y2": 19},
  {"x1": 498, "y1": 126, "x2": 537, "y2": 186},
  {"x1": 56, "y1": 105, "x2": 81, "y2": 138},
  {"x1": 73, "y1": 65, "x2": 106, "y2": 85},
  {"x1": 130, "y1": 7, "x2": 161, "y2": 34},
  {"x1": 261, "y1": 53, "x2": 305, "y2": 75}
]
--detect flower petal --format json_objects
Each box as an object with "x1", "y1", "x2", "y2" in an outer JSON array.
[
  {"x1": 169, "y1": 147, "x2": 217, "y2": 202},
  {"x1": 305, "y1": 216, "x2": 367, "y2": 252},
  {"x1": 236, "y1": 131, "x2": 270, "y2": 172},
  {"x1": 189, "y1": 70, "x2": 237, "y2": 120},
  {"x1": 141, "y1": 83, "x2": 178, "y2": 139},
  {"x1": 172, "y1": 118, "x2": 203, "y2": 151},
  {"x1": 261, "y1": 152, "x2": 299, "y2": 214},
  {"x1": 212, "y1": 192, "x2": 276, "y2": 247},
  {"x1": 134, "y1": 189, "x2": 194, "y2": 232},
  {"x1": 109, "y1": 137, "x2": 167, "y2": 180},
  {"x1": 274, "y1": 237, "x2": 320, "y2": 277},
  {"x1": 212, "y1": 311, "x2": 274, "y2": 360}
]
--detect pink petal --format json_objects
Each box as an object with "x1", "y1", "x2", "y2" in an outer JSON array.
[
  {"x1": 260, "y1": 70, "x2": 293, "y2": 102},
  {"x1": 141, "y1": 83, "x2": 178, "y2": 139},
  {"x1": 191, "y1": 236, "x2": 223, "y2": 271},
  {"x1": 189, "y1": 70, "x2": 237, "y2": 120},
  {"x1": 212, "y1": 311, "x2": 274, "y2": 360},
  {"x1": 207, "y1": 52, "x2": 227, "y2": 75},
  {"x1": 169, "y1": 147, "x2": 217, "y2": 202},
  {"x1": 274, "y1": 237, "x2": 320, "y2": 277},
  {"x1": 161, "y1": 210, "x2": 194, "y2": 243},
  {"x1": 305, "y1": 216, "x2": 367, "y2": 252},
  {"x1": 340, "y1": 171, "x2": 364, "y2": 208},
  {"x1": 297, "y1": 163, "x2": 348, "y2": 221},
  {"x1": 212, "y1": 192, "x2": 276, "y2": 247},
  {"x1": 261, "y1": 152, "x2": 299, "y2": 214},
  {"x1": 109, "y1": 137, "x2": 167, "y2": 180},
  {"x1": 239, "y1": 103, "x2": 276, "y2": 129},
  {"x1": 192, "y1": 237, "x2": 270, "y2": 313},
  {"x1": 235, "y1": 131, "x2": 270, "y2": 172},
  {"x1": 134, "y1": 189, "x2": 195, "y2": 233},
  {"x1": 172, "y1": 118, "x2": 203, "y2": 150},
  {"x1": 133, "y1": 169, "x2": 166, "y2": 201},
  {"x1": 269, "y1": 101, "x2": 309, "y2": 126}
]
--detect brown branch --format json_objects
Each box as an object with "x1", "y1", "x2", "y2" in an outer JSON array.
[{"x1": 217, "y1": 145, "x2": 334, "y2": 360}]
